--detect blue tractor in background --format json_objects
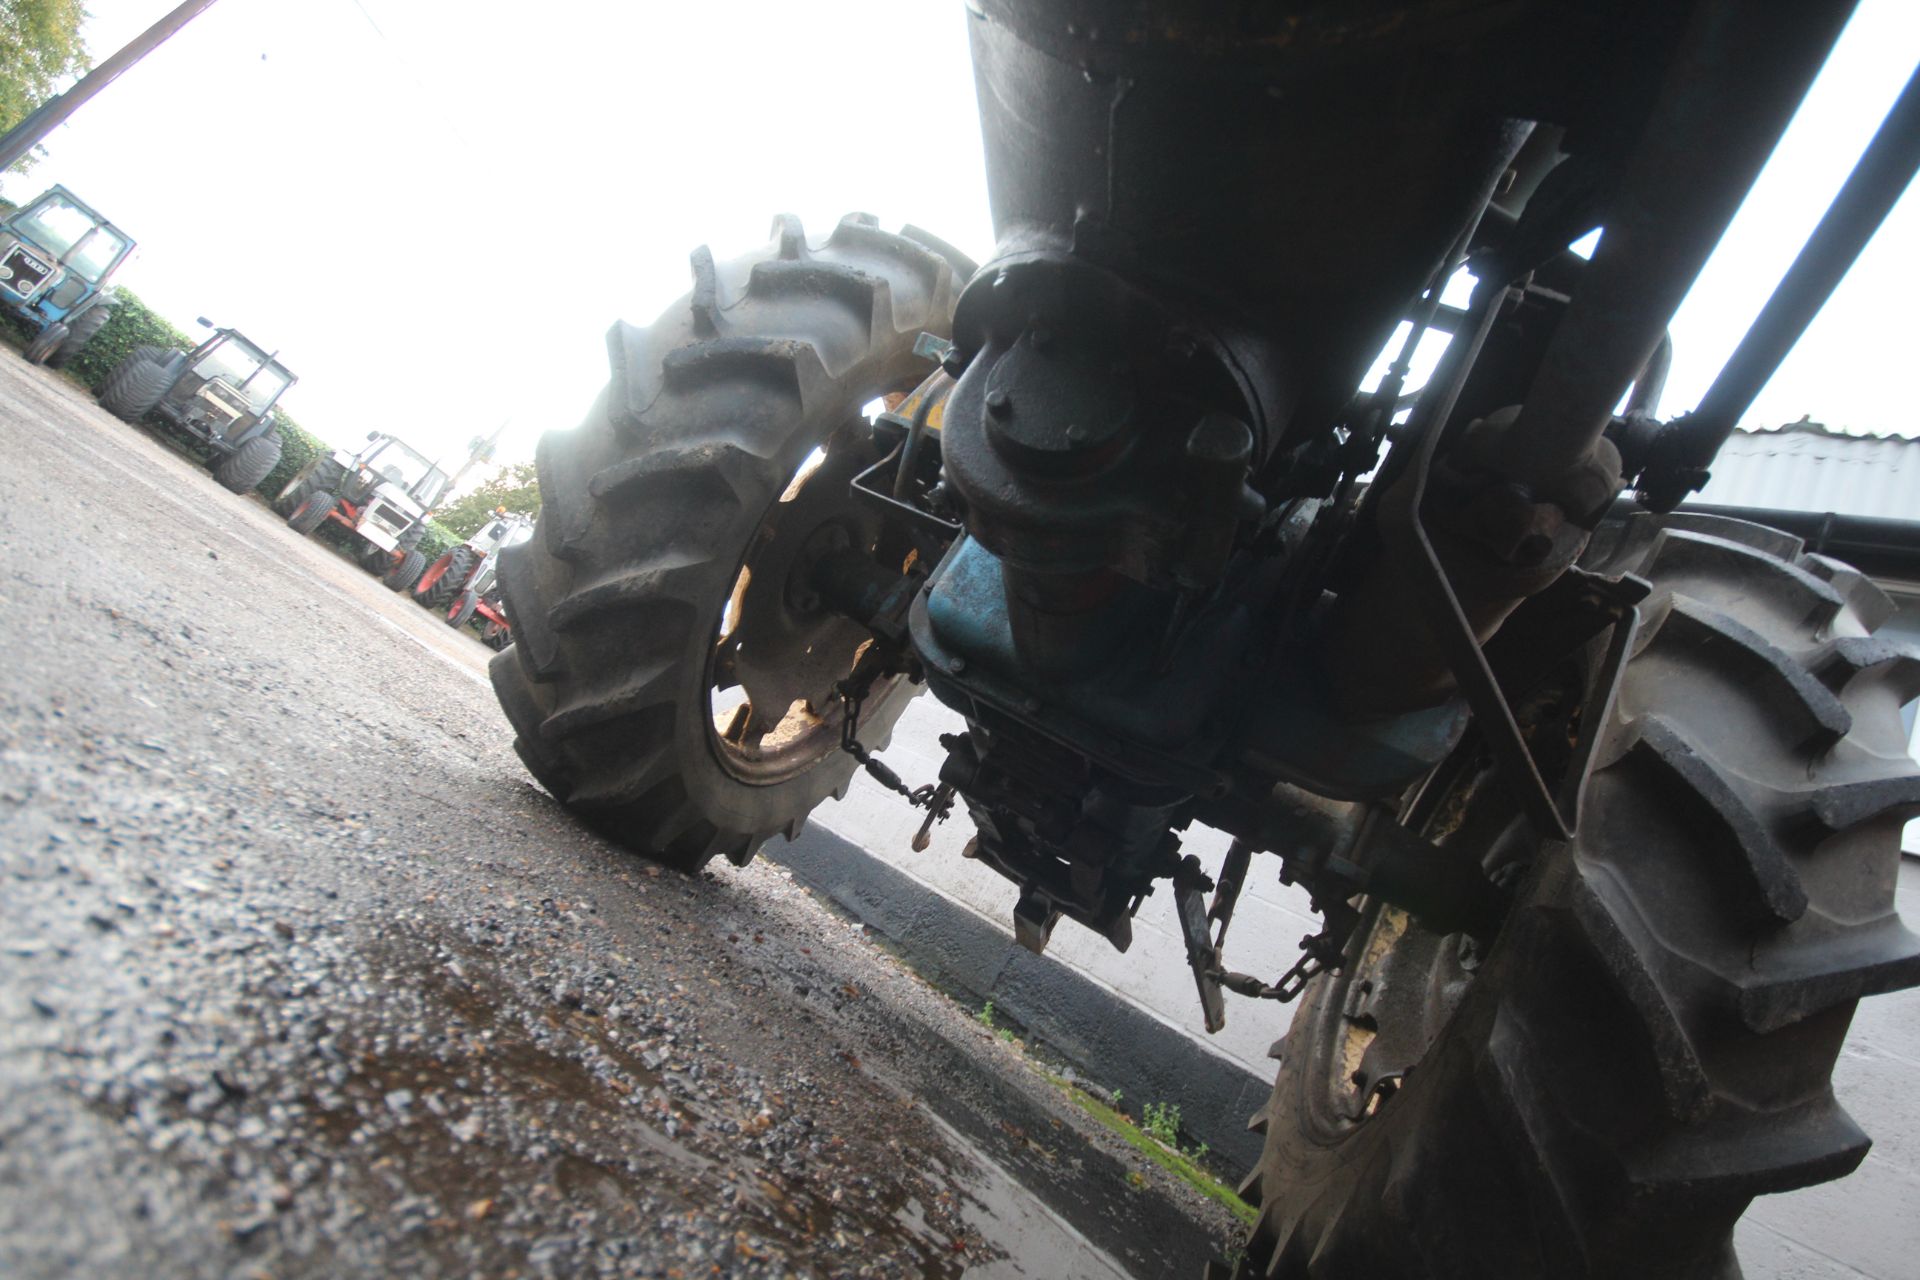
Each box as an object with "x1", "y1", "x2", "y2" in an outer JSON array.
[{"x1": 0, "y1": 185, "x2": 133, "y2": 368}]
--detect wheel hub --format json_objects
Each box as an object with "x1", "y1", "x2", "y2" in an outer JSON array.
[{"x1": 707, "y1": 426, "x2": 897, "y2": 782}]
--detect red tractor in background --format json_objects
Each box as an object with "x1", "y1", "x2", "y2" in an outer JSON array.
[
  {"x1": 413, "y1": 508, "x2": 533, "y2": 646},
  {"x1": 277, "y1": 432, "x2": 450, "y2": 591},
  {"x1": 450, "y1": 548, "x2": 513, "y2": 650}
]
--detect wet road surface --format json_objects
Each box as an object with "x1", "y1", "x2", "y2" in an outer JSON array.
[{"x1": 0, "y1": 349, "x2": 1240, "y2": 1279}]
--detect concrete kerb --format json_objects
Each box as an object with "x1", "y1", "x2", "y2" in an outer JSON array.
[{"x1": 765, "y1": 823, "x2": 1269, "y2": 1176}]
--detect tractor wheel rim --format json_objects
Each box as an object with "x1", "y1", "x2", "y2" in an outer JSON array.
[
  {"x1": 703, "y1": 423, "x2": 906, "y2": 786},
  {"x1": 1301, "y1": 675, "x2": 1576, "y2": 1139}
]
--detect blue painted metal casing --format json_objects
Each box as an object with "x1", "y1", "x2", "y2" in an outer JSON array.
[
  {"x1": 922, "y1": 536, "x2": 1016, "y2": 677},
  {"x1": 916, "y1": 532, "x2": 1468, "y2": 801},
  {"x1": 915, "y1": 533, "x2": 1241, "y2": 795}
]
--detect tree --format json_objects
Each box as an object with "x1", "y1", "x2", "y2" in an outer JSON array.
[
  {"x1": 434, "y1": 461, "x2": 539, "y2": 538},
  {"x1": 1, "y1": 1, "x2": 89, "y2": 174}
]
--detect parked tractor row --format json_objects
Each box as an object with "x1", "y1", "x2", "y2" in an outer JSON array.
[
  {"x1": 0, "y1": 184, "x2": 302, "y2": 498},
  {"x1": 270, "y1": 430, "x2": 528, "y2": 650},
  {"x1": 5, "y1": 183, "x2": 521, "y2": 650}
]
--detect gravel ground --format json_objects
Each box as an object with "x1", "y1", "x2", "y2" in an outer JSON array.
[{"x1": 0, "y1": 348, "x2": 1241, "y2": 1280}]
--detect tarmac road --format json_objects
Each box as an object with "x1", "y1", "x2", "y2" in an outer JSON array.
[{"x1": 0, "y1": 349, "x2": 1240, "y2": 1280}]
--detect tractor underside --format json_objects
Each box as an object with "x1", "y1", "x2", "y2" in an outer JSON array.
[{"x1": 489, "y1": 3, "x2": 1920, "y2": 1274}]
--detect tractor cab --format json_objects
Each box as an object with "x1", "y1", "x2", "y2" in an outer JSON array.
[
  {"x1": 276, "y1": 429, "x2": 449, "y2": 589},
  {"x1": 3, "y1": 186, "x2": 135, "y2": 366},
  {"x1": 329, "y1": 432, "x2": 450, "y2": 553},
  {"x1": 159, "y1": 327, "x2": 297, "y2": 445},
  {"x1": 353, "y1": 434, "x2": 450, "y2": 508},
  {"x1": 469, "y1": 510, "x2": 535, "y2": 555}
]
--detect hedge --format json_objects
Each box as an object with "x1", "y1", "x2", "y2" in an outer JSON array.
[
  {"x1": 414, "y1": 521, "x2": 460, "y2": 563},
  {"x1": 46, "y1": 290, "x2": 469, "y2": 533},
  {"x1": 259, "y1": 407, "x2": 330, "y2": 501},
  {"x1": 66, "y1": 288, "x2": 196, "y2": 387}
]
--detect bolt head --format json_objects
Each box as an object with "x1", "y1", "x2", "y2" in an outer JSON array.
[{"x1": 985, "y1": 388, "x2": 1012, "y2": 417}]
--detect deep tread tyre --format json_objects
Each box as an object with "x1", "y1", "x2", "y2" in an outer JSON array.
[
  {"x1": 288, "y1": 490, "x2": 336, "y2": 535},
  {"x1": 275, "y1": 457, "x2": 347, "y2": 515},
  {"x1": 448, "y1": 589, "x2": 480, "y2": 629},
  {"x1": 212, "y1": 431, "x2": 282, "y2": 493},
  {"x1": 24, "y1": 323, "x2": 68, "y2": 365},
  {"x1": 97, "y1": 347, "x2": 175, "y2": 421},
  {"x1": 1238, "y1": 511, "x2": 1920, "y2": 1280},
  {"x1": 48, "y1": 305, "x2": 112, "y2": 368},
  {"x1": 489, "y1": 213, "x2": 961, "y2": 871},
  {"x1": 382, "y1": 550, "x2": 426, "y2": 592},
  {"x1": 416, "y1": 545, "x2": 477, "y2": 610}
]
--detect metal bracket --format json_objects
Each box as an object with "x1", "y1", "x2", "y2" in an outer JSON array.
[{"x1": 1391, "y1": 281, "x2": 1576, "y2": 840}]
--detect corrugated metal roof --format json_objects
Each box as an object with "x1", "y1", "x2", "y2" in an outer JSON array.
[{"x1": 1694, "y1": 419, "x2": 1919, "y2": 521}]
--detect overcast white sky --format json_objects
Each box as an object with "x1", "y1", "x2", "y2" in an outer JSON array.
[{"x1": 5, "y1": 0, "x2": 1915, "y2": 469}]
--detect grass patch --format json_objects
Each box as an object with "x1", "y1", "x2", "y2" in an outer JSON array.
[{"x1": 1052, "y1": 1076, "x2": 1257, "y2": 1227}]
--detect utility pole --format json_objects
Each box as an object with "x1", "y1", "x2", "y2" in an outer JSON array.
[
  {"x1": 0, "y1": 0, "x2": 223, "y2": 173},
  {"x1": 443, "y1": 419, "x2": 513, "y2": 498}
]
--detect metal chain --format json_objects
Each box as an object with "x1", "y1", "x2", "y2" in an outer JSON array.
[{"x1": 834, "y1": 681, "x2": 955, "y2": 837}]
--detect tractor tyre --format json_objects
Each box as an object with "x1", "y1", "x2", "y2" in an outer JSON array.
[
  {"x1": 97, "y1": 346, "x2": 175, "y2": 422},
  {"x1": 275, "y1": 457, "x2": 347, "y2": 515},
  {"x1": 415, "y1": 546, "x2": 477, "y2": 610},
  {"x1": 48, "y1": 305, "x2": 112, "y2": 369},
  {"x1": 488, "y1": 213, "x2": 963, "y2": 871},
  {"x1": 448, "y1": 589, "x2": 480, "y2": 629},
  {"x1": 287, "y1": 490, "x2": 336, "y2": 536},
  {"x1": 383, "y1": 550, "x2": 426, "y2": 592},
  {"x1": 213, "y1": 431, "x2": 283, "y2": 494},
  {"x1": 1235, "y1": 513, "x2": 1920, "y2": 1280},
  {"x1": 24, "y1": 323, "x2": 69, "y2": 365}
]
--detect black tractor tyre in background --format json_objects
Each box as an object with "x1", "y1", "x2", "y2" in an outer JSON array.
[
  {"x1": 488, "y1": 213, "x2": 965, "y2": 871},
  {"x1": 382, "y1": 550, "x2": 426, "y2": 592},
  {"x1": 416, "y1": 545, "x2": 477, "y2": 610},
  {"x1": 212, "y1": 432, "x2": 283, "y2": 494},
  {"x1": 1237, "y1": 513, "x2": 1920, "y2": 1280},
  {"x1": 48, "y1": 305, "x2": 113, "y2": 369},
  {"x1": 448, "y1": 588, "x2": 480, "y2": 629},
  {"x1": 24, "y1": 323, "x2": 68, "y2": 365},
  {"x1": 97, "y1": 346, "x2": 176, "y2": 422},
  {"x1": 287, "y1": 490, "x2": 336, "y2": 536},
  {"x1": 275, "y1": 456, "x2": 347, "y2": 516}
]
